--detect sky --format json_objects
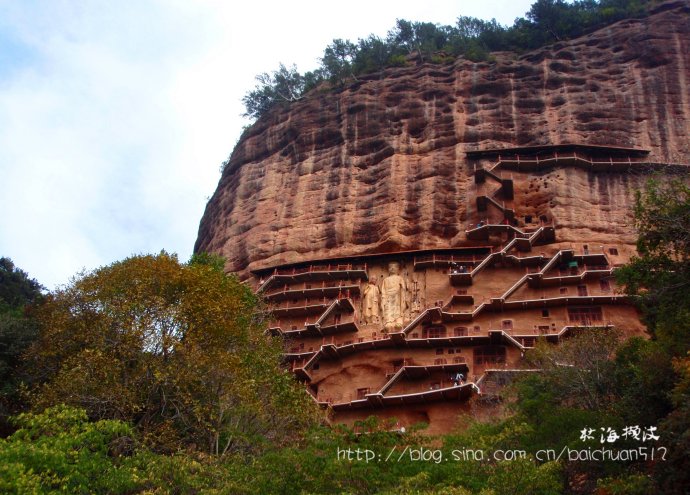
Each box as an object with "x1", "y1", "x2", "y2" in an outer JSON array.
[{"x1": 0, "y1": 0, "x2": 536, "y2": 290}]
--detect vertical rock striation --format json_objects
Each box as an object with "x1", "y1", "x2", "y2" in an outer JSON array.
[{"x1": 195, "y1": 1, "x2": 689, "y2": 277}]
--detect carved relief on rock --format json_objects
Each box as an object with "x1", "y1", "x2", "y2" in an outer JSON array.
[
  {"x1": 361, "y1": 275, "x2": 381, "y2": 325},
  {"x1": 380, "y1": 262, "x2": 408, "y2": 331}
]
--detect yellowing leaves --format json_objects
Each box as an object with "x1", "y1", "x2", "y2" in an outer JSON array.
[{"x1": 26, "y1": 253, "x2": 321, "y2": 455}]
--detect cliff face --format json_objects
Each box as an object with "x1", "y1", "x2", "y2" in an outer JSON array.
[{"x1": 195, "y1": 0, "x2": 690, "y2": 276}]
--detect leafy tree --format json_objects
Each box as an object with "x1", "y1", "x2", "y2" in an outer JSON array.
[
  {"x1": 452, "y1": 17, "x2": 507, "y2": 56},
  {"x1": 321, "y1": 39, "x2": 358, "y2": 85},
  {"x1": 387, "y1": 19, "x2": 417, "y2": 59},
  {"x1": 25, "y1": 252, "x2": 320, "y2": 454},
  {"x1": 0, "y1": 404, "x2": 239, "y2": 494},
  {"x1": 353, "y1": 35, "x2": 391, "y2": 75},
  {"x1": 655, "y1": 355, "x2": 690, "y2": 493},
  {"x1": 387, "y1": 19, "x2": 450, "y2": 63},
  {"x1": 615, "y1": 176, "x2": 690, "y2": 494},
  {"x1": 526, "y1": 0, "x2": 577, "y2": 44},
  {"x1": 598, "y1": 0, "x2": 649, "y2": 24},
  {"x1": 0, "y1": 257, "x2": 43, "y2": 315},
  {"x1": 0, "y1": 405, "x2": 140, "y2": 494},
  {"x1": 0, "y1": 408, "x2": 565, "y2": 494},
  {"x1": 302, "y1": 68, "x2": 326, "y2": 93},
  {"x1": 612, "y1": 337, "x2": 674, "y2": 425},
  {"x1": 0, "y1": 257, "x2": 43, "y2": 435},
  {"x1": 242, "y1": 63, "x2": 308, "y2": 119},
  {"x1": 188, "y1": 251, "x2": 226, "y2": 272},
  {"x1": 617, "y1": 177, "x2": 690, "y2": 354},
  {"x1": 522, "y1": 328, "x2": 621, "y2": 411}
]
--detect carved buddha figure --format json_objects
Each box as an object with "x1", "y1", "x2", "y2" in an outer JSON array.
[
  {"x1": 362, "y1": 275, "x2": 381, "y2": 324},
  {"x1": 380, "y1": 262, "x2": 407, "y2": 331}
]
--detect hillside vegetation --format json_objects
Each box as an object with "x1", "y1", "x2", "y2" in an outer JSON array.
[
  {"x1": 243, "y1": 0, "x2": 654, "y2": 119},
  {"x1": 0, "y1": 178, "x2": 688, "y2": 493}
]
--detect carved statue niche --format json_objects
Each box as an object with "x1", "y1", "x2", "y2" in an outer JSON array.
[
  {"x1": 410, "y1": 276, "x2": 421, "y2": 315},
  {"x1": 380, "y1": 261, "x2": 408, "y2": 331},
  {"x1": 361, "y1": 275, "x2": 381, "y2": 325}
]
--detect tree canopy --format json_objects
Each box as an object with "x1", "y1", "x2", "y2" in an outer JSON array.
[
  {"x1": 241, "y1": 0, "x2": 654, "y2": 120},
  {"x1": 615, "y1": 176, "x2": 690, "y2": 492},
  {"x1": 0, "y1": 258, "x2": 43, "y2": 434},
  {"x1": 0, "y1": 258, "x2": 43, "y2": 315},
  {"x1": 24, "y1": 252, "x2": 320, "y2": 454},
  {"x1": 617, "y1": 178, "x2": 690, "y2": 354},
  {"x1": 510, "y1": 174, "x2": 690, "y2": 493}
]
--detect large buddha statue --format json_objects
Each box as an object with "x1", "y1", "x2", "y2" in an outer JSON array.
[{"x1": 380, "y1": 262, "x2": 408, "y2": 331}]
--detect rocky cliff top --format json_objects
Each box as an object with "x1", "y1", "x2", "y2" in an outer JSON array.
[{"x1": 195, "y1": 0, "x2": 690, "y2": 277}]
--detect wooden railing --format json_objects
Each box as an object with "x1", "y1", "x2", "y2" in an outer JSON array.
[
  {"x1": 270, "y1": 263, "x2": 367, "y2": 277},
  {"x1": 496, "y1": 152, "x2": 644, "y2": 165},
  {"x1": 414, "y1": 254, "x2": 481, "y2": 265},
  {"x1": 264, "y1": 280, "x2": 359, "y2": 297}
]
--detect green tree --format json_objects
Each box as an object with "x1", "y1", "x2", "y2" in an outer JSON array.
[
  {"x1": 612, "y1": 337, "x2": 674, "y2": 425},
  {"x1": 0, "y1": 404, "x2": 240, "y2": 494},
  {"x1": 655, "y1": 355, "x2": 690, "y2": 493},
  {"x1": 616, "y1": 177, "x2": 690, "y2": 355},
  {"x1": 387, "y1": 19, "x2": 450, "y2": 63},
  {"x1": 242, "y1": 63, "x2": 308, "y2": 119},
  {"x1": 0, "y1": 257, "x2": 43, "y2": 434},
  {"x1": 321, "y1": 39, "x2": 358, "y2": 85},
  {"x1": 25, "y1": 252, "x2": 320, "y2": 454},
  {"x1": 0, "y1": 257, "x2": 43, "y2": 315},
  {"x1": 0, "y1": 405, "x2": 144, "y2": 494},
  {"x1": 522, "y1": 328, "x2": 621, "y2": 411},
  {"x1": 615, "y1": 176, "x2": 690, "y2": 494},
  {"x1": 353, "y1": 35, "x2": 391, "y2": 75},
  {"x1": 446, "y1": 17, "x2": 503, "y2": 61},
  {"x1": 526, "y1": 0, "x2": 577, "y2": 43}
]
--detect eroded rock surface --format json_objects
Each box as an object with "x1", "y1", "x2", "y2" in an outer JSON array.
[{"x1": 195, "y1": 1, "x2": 690, "y2": 277}]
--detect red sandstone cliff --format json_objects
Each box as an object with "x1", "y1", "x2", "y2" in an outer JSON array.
[{"x1": 195, "y1": 1, "x2": 690, "y2": 276}]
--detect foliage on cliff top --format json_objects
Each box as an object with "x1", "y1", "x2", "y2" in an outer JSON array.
[{"x1": 242, "y1": 0, "x2": 656, "y2": 119}]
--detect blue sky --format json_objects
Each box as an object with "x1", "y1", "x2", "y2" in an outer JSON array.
[{"x1": 0, "y1": 0, "x2": 535, "y2": 289}]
